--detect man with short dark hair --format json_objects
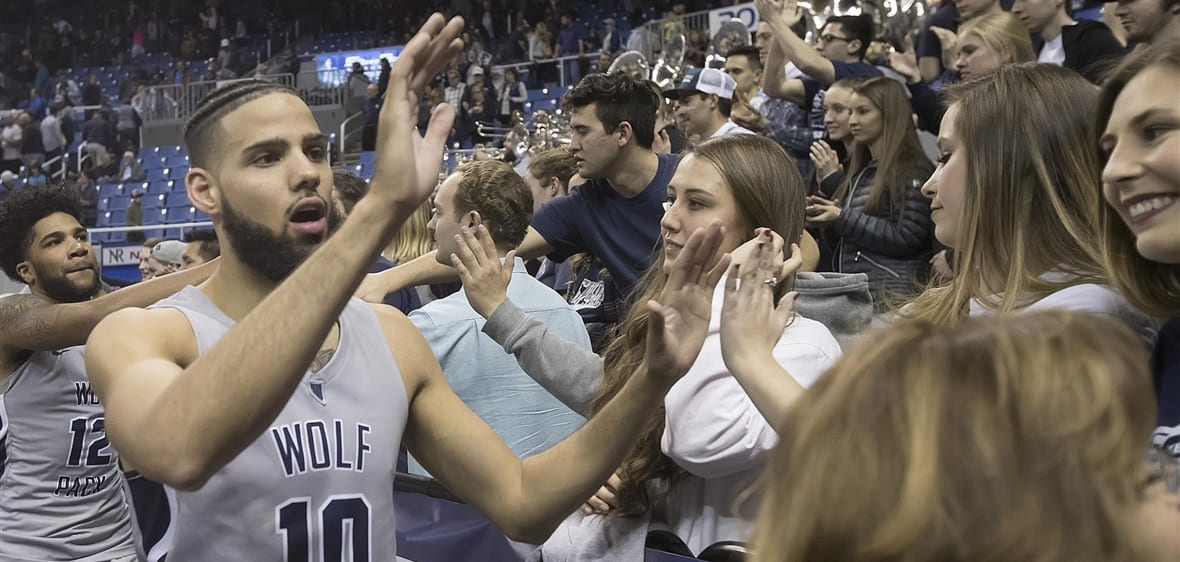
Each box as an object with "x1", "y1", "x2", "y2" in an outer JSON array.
[
  {"x1": 1115, "y1": 0, "x2": 1180, "y2": 44},
  {"x1": 362, "y1": 72, "x2": 677, "y2": 321},
  {"x1": 182, "y1": 229, "x2": 220, "y2": 269},
  {"x1": 0, "y1": 184, "x2": 212, "y2": 560},
  {"x1": 409, "y1": 159, "x2": 588, "y2": 473},
  {"x1": 724, "y1": 45, "x2": 767, "y2": 110}
]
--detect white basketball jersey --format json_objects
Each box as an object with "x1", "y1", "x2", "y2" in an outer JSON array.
[
  {"x1": 0, "y1": 346, "x2": 138, "y2": 561},
  {"x1": 152, "y1": 286, "x2": 409, "y2": 561}
]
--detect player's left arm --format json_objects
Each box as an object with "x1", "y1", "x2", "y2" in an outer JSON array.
[
  {"x1": 380, "y1": 306, "x2": 667, "y2": 543},
  {"x1": 384, "y1": 221, "x2": 730, "y2": 543},
  {"x1": 0, "y1": 259, "x2": 217, "y2": 354}
]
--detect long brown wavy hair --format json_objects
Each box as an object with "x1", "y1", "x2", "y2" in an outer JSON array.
[
  {"x1": 752, "y1": 310, "x2": 1156, "y2": 561},
  {"x1": 902, "y1": 64, "x2": 1107, "y2": 323},
  {"x1": 592, "y1": 134, "x2": 806, "y2": 517}
]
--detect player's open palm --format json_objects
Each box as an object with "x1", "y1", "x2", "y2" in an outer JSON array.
[
  {"x1": 644, "y1": 221, "x2": 730, "y2": 381},
  {"x1": 371, "y1": 14, "x2": 465, "y2": 208}
]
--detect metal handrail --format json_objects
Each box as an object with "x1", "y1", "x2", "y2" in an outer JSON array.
[
  {"x1": 89, "y1": 220, "x2": 214, "y2": 234},
  {"x1": 491, "y1": 50, "x2": 603, "y2": 87},
  {"x1": 337, "y1": 111, "x2": 365, "y2": 162}
]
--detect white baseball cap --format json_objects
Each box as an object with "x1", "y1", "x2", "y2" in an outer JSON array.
[{"x1": 663, "y1": 67, "x2": 737, "y2": 100}]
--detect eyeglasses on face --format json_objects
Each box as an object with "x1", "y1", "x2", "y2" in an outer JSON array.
[{"x1": 818, "y1": 34, "x2": 851, "y2": 43}]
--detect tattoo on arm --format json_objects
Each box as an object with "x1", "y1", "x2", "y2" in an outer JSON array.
[
  {"x1": 310, "y1": 348, "x2": 336, "y2": 374},
  {"x1": 0, "y1": 294, "x2": 64, "y2": 344}
]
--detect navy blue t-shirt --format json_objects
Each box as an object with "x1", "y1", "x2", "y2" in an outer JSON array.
[
  {"x1": 531, "y1": 152, "x2": 678, "y2": 297},
  {"x1": 1153, "y1": 318, "x2": 1180, "y2": 456},
  {"x1": 370, "y1": 257, "x2": 422, "y2": 314}
]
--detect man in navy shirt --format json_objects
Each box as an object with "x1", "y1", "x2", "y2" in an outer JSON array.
[{"x1": 359, "y1": 73, "x2": 674, "y2": 312}]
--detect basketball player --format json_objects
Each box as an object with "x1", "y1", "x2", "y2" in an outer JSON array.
[
  {"x1": 85, "y1": 14, "x2": 728, "y2": 560},
  {"x1": 0, "y1": 183, "x2": 215, "y2": 559}
]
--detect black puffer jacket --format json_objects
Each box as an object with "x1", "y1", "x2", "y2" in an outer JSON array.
[{"x1": 823, "y1": 160, "x2": 934, "y2": 310}]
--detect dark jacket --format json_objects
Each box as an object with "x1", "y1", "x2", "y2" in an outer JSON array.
[
  {"x1": 1060, "y1": 20, "x2": 1125, "y2": 83},
  {"x1": 822, "y1": 160, "x2": 934, "y2": 310}
]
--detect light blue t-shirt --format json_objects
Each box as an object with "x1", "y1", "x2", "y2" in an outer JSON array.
[{"x1": 408, "y1": 258, "x2": 589, "y2": 474}]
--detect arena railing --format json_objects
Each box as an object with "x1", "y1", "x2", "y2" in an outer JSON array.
[{"x1": 139, "y1": 74, "x2": 297, "y2": 122}]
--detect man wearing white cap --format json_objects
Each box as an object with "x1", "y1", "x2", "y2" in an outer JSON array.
[
  {"x1": 149, "y1": 240, "x2": 186, "y2": 277},
  {"x1": 664, "y1": 67, "x2": 756, "y2": 141}
]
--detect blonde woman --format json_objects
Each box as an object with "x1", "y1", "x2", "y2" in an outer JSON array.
[
  {"x1": 751, "y1": 310, "x2": 1180, "y2": 560},
  {"x1": 904, "y1": 63, "x2": 1155, "y2": 343},
  {"x1": 1096, "y1": 39, "x2": 1180, "y2": 456}
]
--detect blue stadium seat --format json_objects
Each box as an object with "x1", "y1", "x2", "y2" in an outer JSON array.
[
  {"x1": 165, "y1": 207, "x2": 195, "y2": 224},
  {"x1": 109, "y1": 212, "x2": 128, "y2": 227},
  {"x1": 143, "y1": 194, "x2": 166, "y2": 209},
  {"x1": 164, "y1": 155, "x2": 189, "y2": 168},
  {"x1": 146, "y1": 168, "x2": 168, "y2": 182},
  {"x1": 164, "y1": 228, "x2": 183, "y2": 239},
  {"x1": 148, "y1": 180, "x2": 173, "y2": 194},
  {"x1": 146, "y1": 208, "x2": 168, "y2": 224},
  {"x1": 165, "y1": 191, "x2": 190, "y2": 207},
  {"x1": 107, "y1": 197, "x2": 132, "y2": 211},
  {"x1": 105, "y1": 231, "x2": 127, "y2": 244},
  {"x1": 97, "y1": 212, "x2": 113, "y2": 227},
  {"x1": 141, "y1": 156, "x2": 164, "y2": 170},
  {"x1": 194, "y1": 209, "x2": 211, "y2": 222},
  {"x1": 99, "y1": 182, "x2": 122, "y2": 199}
]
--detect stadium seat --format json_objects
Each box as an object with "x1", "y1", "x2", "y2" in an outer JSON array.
[
  {"x1": 165, "y1": 207, "x2": 195, "y2": 224},
  {"x1": 146, "y1": 168, "x2": 168, "y2": 182},
  {"x1": 143, "y1": 194, "x2": 166, "y2": 209},
  {"x1": 107, "y1": 197, "x2": 132, "y2": 212},
  {"x1": 99, "y1": 182, "x2": 122, "y2": 199},
  {"x1": 165, "y1": 191, "x2": 190, "y2": 207},
  {"x1": 148, "y1": 180, "x2": 173, "y2": 194}
]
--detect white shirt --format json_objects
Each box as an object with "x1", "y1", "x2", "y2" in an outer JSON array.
[
  {"x1": 1038, "y1": 34, "x2": 1066, "y2": 65},
  {"x1": 2, "y1": 124, "x2": 22, "y2": 161},
  {"x1": 658, "y1": 283, "x2": 842, "y2": 554},
  {"x1": 709, "y1": 120, "x2": 757, "y2": 138},
  {"x1": 968, "y1": 277, "x2": 1158, "y2": 345}
]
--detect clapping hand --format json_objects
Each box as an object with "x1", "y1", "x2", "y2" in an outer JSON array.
[
  {"x1": 805, "y1": 194, "x2": 841, "y2": 227},
  {"x1": 644, "y1": 221, "x2": 731, "y2": 382},
  {"x1": 886, "y1": 35, "x2": 922, "y2": 84},
  {"x1": 720, "y1": 230, "x2": 801, "y2": 375},
  {"x1": 809, "y1": 140, "x2": 842, "y2": 181}
]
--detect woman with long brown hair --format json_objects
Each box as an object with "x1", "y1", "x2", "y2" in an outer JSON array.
[
  {"x1": 750, "y1": 310, "x2": 1180, "y2": 560},
  {"x1": 806, "y1": 76, "x2": 935, "y2": 310},
  {"x1": 904, "y1": 63, "x2": 1154, "y2": 343},
  {"x1": 449, "y1": 134, "x2": 841, "y2": 558}
]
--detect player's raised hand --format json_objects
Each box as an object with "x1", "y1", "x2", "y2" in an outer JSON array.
[{"x1": 371, "y1": 14, "x2": 465, "y2": 210}]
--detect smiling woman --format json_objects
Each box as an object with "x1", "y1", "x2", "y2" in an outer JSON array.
[{"x1": 1095, "y1": 38, "x2": 1180, "y2": 463}]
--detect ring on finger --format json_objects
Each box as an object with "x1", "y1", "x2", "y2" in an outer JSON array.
[{"x1": 763, "y1": 277, "x2": 778, "y2": 287}]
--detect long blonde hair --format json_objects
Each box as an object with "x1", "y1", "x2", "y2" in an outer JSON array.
[
  {"x1": 752, "y1": 310, "x2": 1156, "y2": 561},
  {"x1": 902, "y1": 64, "x2": 1107, "y2": 323},
  {"x1": 593, "y1": 134, "x2": 806, "y2": 517},
  {"x1": 957, "y1": 12, "x2": 1037, "y2": 66},
  {"x1": 384, "y1": 200, "x2": 434, "y2": 264},
  {"x1": 1095, "y1": 38, "x2": 1180, "y2": 318}
]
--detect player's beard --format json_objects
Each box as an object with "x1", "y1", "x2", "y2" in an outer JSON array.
[
  {"x1": 220, "y1": 195, "x2": 344, "y2": 284},
  {"x1": 36, "y1": 264, "x2": 101, "y2": 303}
]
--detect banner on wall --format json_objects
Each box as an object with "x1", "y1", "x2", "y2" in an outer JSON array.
[
  {"x1": 315, "y1": 46, "x2": 404, "y2": 87},
  {"x1": 100, "y1": 244, "x2": 146, "y2": 267},
  {"x1": 708, "y1": 2, "x2": 758, "y2": 36}
]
